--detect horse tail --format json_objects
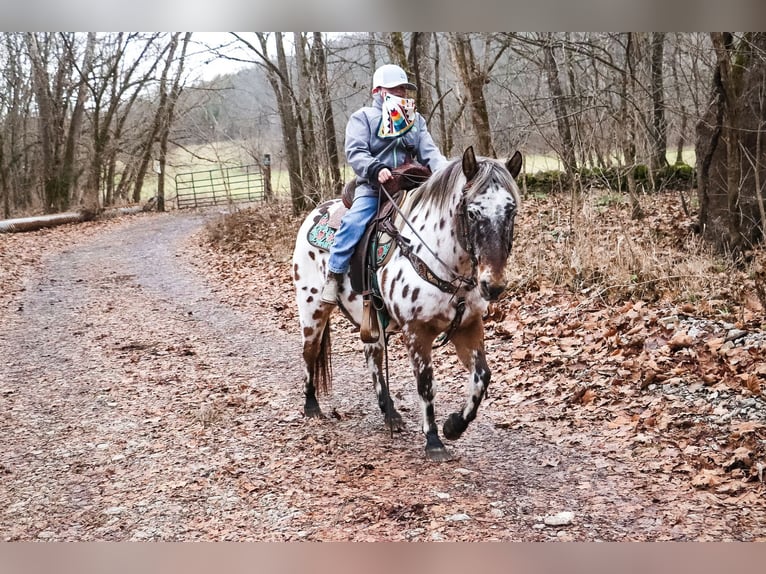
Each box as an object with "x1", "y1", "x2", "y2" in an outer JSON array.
[{"x1": 313, "y1": 319, "x2": 332, "y2": 394}]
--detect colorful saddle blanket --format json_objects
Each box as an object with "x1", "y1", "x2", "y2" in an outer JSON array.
[{"x1": 306, "y1": 200, "x2": 399, "y2": 268}]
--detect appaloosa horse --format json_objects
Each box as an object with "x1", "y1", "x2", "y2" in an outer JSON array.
[{"x1": 292, "y1": 146, "x2": 522, "y2": 461}]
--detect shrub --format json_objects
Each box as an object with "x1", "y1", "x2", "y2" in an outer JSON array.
[{"x1": 522, "y1": 163, "x2": 696, "y2": 195}]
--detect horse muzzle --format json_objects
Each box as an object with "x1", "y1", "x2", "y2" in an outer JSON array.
[
  {"x1": 479, "y1": 279, "x2": 505, "y2": 301},
  {"x1": 478, "y1": 268, "x2": 507, "y2": 301}
]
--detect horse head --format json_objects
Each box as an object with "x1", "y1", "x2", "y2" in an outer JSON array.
[{"x1": 459, "y1": 146, "x2": 522, "y2": 301}]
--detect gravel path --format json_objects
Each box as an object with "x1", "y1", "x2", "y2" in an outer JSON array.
[{"x1": 0, "y1": 210, "x2": 763, "y2": 541}]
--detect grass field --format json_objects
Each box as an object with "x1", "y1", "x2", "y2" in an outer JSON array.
[{"x1": 141, "y1": 142, "x2": 698, "y2": 204}]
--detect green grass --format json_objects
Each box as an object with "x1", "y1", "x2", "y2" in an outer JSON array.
[
  {"x1": 522, "y1": 148, "x2": 696, "y2": 175},
  {"x1": 138, "y1": 141, "x2": 699, "y2": 204}
]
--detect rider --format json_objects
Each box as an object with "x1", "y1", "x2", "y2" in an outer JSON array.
[{"x1": 321, "y1": 63, "x2": 448, "y2": 305}]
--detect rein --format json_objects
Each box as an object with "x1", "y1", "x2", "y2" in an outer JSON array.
[
  {"x1": 378, "y1": 179, "x2": 477, "y2": 295},
  {"x1": 377, "y1": 176, "x2": 477, "y2": 347}
]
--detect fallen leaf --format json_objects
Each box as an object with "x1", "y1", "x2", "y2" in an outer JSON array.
[
  {"x1": 691, "y1": 468, "x2": 724, "y2": 488},
  {"x1": 668, "y1": 332, "x2": 694, "y2": 351}
]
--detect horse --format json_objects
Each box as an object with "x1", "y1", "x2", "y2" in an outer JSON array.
[{"x1": 291, "y1": 146, "x2": 522, "y2": 461}]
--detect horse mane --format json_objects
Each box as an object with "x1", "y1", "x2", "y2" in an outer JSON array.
[{"x1": 409, "y1": 155, "x2": 521, "y2": 214}]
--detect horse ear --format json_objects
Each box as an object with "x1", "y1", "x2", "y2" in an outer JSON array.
[
  {"x1": 462, "y1": 146, "x2": 478, "y2": 180},
  {"x1": 506, "y1": 151, "x2": 522, "y2": 179}
]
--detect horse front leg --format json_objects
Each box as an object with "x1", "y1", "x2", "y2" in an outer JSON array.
[
  {"x1": 364, "y1": 340, "x2": 404, "y2": 432},
  {"x1": 404, "y1": 327, "x2": 452, "y2": 461},
  {"x1": 443, "y1": 318, "x2": 490, "y2": 441}
]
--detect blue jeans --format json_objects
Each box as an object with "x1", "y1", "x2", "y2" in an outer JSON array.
[{"x1": 328, "y1": 194, "x2": 380, "y2": 274}]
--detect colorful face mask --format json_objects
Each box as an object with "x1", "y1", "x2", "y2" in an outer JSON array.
[{"x1": 378, "y1": 93, "x2": 416, "y2": 138}]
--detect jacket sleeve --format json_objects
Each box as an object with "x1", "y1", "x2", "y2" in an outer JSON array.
[
  {"x1": 415, "y1": 116, "x2": 449, "y2": 171},
  {"x1": 345, "y1": 109, "x2": 385, "y2": 182}
]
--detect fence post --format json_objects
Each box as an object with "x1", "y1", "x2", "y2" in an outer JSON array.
[{"x1": 263, "y1": 154, "x2": 273, "y2": 201}]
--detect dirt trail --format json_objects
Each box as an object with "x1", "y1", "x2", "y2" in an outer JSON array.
[{"x1": 0, "y1": 210, "x2": 761, "y2": 541}]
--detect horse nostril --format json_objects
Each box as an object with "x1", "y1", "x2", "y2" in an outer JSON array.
[{"x1": 480, "y1": 280, "x2": 505, "y2": 301}]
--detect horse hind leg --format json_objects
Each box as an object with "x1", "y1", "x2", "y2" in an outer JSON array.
[
  {"x1": 364, "y1": 340, "x2": 404, "y2": 432},
  {"x1": 300, "y1": 301, "x2": 334, "y2": 419}
]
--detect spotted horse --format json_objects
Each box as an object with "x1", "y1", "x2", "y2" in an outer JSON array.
[{"x1": 291, "y1": 146, "x2": 522, "y2": 461}]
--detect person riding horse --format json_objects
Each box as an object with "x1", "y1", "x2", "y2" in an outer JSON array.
[{"x1": 321, "y1": 64, "x2": 448, "y2": 305}]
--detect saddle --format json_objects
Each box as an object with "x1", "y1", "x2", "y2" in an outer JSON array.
[
  {"x1": 347, "y1": 161, "x2": 431, "y2": 291},
  {"x1": 342, "y1": 161, "x2": 432, "y2": 209},
  {"x1": 341, "y1": 162, "x2": 432, "y2": 342}
]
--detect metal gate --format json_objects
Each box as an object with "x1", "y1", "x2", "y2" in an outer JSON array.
[{"x1": 174, "y1": 164, "x2": 265, "y2": 209}]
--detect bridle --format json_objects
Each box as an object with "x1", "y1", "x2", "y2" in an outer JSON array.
[
  {"x1": 376, "y1": 171, "x2": 487, "y2": 347},
  {"x1": 379, "y1": 172, "x2": 479, "y2": 298}
]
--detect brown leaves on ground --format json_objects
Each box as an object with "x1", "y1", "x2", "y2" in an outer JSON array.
[
  {"x1": 2, "y1": 192, "x2": 765, "y2": 541},
  {"x1": 192, "y1": 192, "x2": 766, "y2": 512}
]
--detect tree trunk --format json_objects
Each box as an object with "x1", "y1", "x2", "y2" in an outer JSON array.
[
  {"x1": 448, "y1": 33, "x2": 496, "y2": 157},
  {"x1": 432, "y1": 36, "x2": 451, "y2": 154},
  {"x1": 0, "y1": 34, "x2": 33, "y2": 217},
  {"x1": 25, "y1": 33, "x2": 68, "y2": 213},
  {"x1": 272, "y1": 33, "x2": 305, "y2": 215},
  {"x1": 697, "y1": 32, "x2": 766, "y2": 253},
  {"x1": 367, "y1": 33, "x2": 377, "y2": 75},
  {"x1": 234, "y1": 32, "x2": 305, "y2": 215},
  {"x1": 621, "y1": 33, "x2": 644, "y2": 219},
  {"x1": 543, "y1": 33, "x2": 577, "y2": 176},
  {"x1": 312, "y1": 32, "x2": 342, "y2": 197},
  {"x1": 65, "y1": 33, "x2": 96, "y2": 211},
  {"x1": 649, "y1": 32, "x2": 669, "y2": 172},
  {"x1": 160, "y1": 33, "x2": 190, "y2": 212},
  {"x1": 386, "y1": 33, "x2": 408, "y2": 70},
  {"x1": 294, "y1": 32, "x2": 321, "y2": 205},
  {"x1": 671, "y1": 36, "x2": 689, "y2": 165},
  {"x1": 409, "y1": 33, "x2": 435, "y2": 117}
]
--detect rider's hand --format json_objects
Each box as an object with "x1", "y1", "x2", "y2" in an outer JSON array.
[{"x1": 378, "y1": 168, "x2": 392, "y2": 184}]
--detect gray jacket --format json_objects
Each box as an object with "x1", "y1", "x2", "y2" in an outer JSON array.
[{"x1": 345, "y1": 93, "x2": 448, "y2": 198}]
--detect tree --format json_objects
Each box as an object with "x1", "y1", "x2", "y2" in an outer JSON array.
[
  {"x1": 25, "y1": 33, "x2": 90, "y2": 213},
  {"x1": 234, "y1": 33, "x2": 307, "y2": 215},
  {"x1": 156, "y1": 33, "x2": 192, "y2": 212},
  {"x1": 649, "y1": 32, "x2": 669, "y2": 171},
  {"x1": 293, "y1": 32, "x2": 321, "y2": 205},
  {"x1": 79, "y1": 33, "x2": 163, "y2": 212},
  {"x1": 448, "y1": 33, "x2": 501, "y2": 157},
  {"x1": 311, "y1": 32, "x2": 342, "y2": 197},
  {"x1": 619, "y1": 33, "x2": 644, "y2": 219},
  {"x1": 542, "y1": 33, "x2": 577, "y2": 176},
  {"x1": 696, "y1": 32, "x2": 766, "y2": 254},
  {"x1": 0, "y1": 34, "x2": 34, "y2": 217}
]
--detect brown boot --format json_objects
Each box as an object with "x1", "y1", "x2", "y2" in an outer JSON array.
[{"x1": 320, "y1": 272, "x2": 343, "y2": 305}]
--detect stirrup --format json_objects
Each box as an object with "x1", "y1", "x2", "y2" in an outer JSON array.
[{"x1": 360, "y1": 298, "x2": 381, "y2": 342}]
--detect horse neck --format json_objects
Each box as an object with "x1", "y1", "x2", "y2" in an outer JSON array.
[{"x1": 402, "y1": 189, "x2": 473, "y2": 276}]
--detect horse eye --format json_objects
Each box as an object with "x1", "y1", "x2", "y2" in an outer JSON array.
[{"x1": 467, "y1": 210, "x2": 478, "y2": 221}]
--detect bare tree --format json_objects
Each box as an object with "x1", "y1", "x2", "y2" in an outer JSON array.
[
  {"x1": 311, "y1": 32, "x2": 342, "y2": 197},
  {"x1": 78, "y1": 33, "x2": 163, "y2": 212},
  {"x1": 25, "y1": 33, "x2": 91, "y2": 213},
  {"x1": 542, "y1": 33, "x2": 577, "y2": 176},
  {"x1": 619, "y1": 33, "x2": 644, "y2": 219},
  {"x1": 293, "y1": 32, "x2": 321, "y2": 205},
  {"x1": 649, "y1": 32, "x2": 669, "y2": 171},
  {"x1": 696, "y1": 32, "x2": 766, "y2": 253},
  {"x1": 448, "y1": 33, "x2": 501, "y2": 157},
  {"x1": 156, "y1": 33, "x2": 192, "y2": 212},
  {"x1": 0, "y1": 34, "x2": 34, "y2": 217}
]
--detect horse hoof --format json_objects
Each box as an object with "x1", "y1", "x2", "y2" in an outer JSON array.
[
  {"x1": 426, "y1": 447, "x2": 453, "y2": 462},
  {"x1": 304, "y1": 404, "x2": 324, "y2": 419},
  {"x1": 443, "y1": 413, "x2": 466, "y2": 441},
  {"x1": 386, "y1": 411, "x2": 405, "y2": 432}
]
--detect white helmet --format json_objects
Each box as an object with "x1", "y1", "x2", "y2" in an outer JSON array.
[{"x1": 372, "y1": 64, "x2": 417, "y2": 91}]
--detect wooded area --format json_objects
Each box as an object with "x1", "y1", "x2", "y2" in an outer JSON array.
[{"x1": 1, "y1": 32, "x2": 765, "y2": 254}]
